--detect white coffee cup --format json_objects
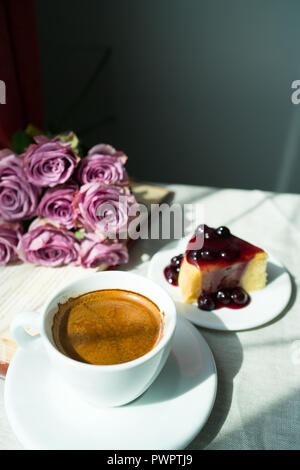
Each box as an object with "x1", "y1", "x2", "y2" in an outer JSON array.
[{"x1": 10, "y1": 271, "x2": 177, "y2": 407}]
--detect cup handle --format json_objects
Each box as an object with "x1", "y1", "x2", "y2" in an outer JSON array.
[{"x1": 10, "y1": 311, "x2": 41, "y2": 349}]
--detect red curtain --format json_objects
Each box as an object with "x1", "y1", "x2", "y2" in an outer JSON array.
[{"x1": 0, "y1": 0, "x2": 43, "y2": 148}]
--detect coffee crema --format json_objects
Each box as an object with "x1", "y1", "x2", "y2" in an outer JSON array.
[{"x1": 52, "y1": 289, "x2": 163, "y2": 365}]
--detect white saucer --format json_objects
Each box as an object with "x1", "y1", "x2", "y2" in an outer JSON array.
[
  {"x1": 4, "y1": 316, "x2": 217, "y2": 450},
  {"x1": 148, "y1": 237, "x2": 292, "y2": 331}
]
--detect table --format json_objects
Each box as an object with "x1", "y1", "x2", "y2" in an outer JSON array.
[{"x1": 1, "y1": 183, "x2": 300, "y2": 450}]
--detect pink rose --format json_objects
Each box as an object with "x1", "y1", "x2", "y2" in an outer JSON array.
[
  {"x1": 18, "y1": 220, "x2": 80, "y2": 267},
  {"x1": 79, "y1": 232, "x2": 129, "y2": 268},
  {"x1": 73, "y1": 182, "x2": 139, "y2": 239},
  {"x1": 0, "y1": 152, "x2": 41, "y2": 221},
  {"x1": 0, "y1": 221, "x2": 23, "y2": 265},
  {"x1": 23, "y1": 136, "x2": 79, "y2": 187},
  {"x1": 38, "y1": 181, "x2": 78, "y2": 230},
  {"x1": 77, "y1": 144, "x2": 129, "y2": 185}
]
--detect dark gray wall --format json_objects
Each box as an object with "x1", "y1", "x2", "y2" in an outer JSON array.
[{"x1": 35, "y1": 0, "x2": 300, "y2": 193}]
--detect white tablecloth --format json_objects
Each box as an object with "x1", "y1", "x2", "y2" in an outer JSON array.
[{"x1": 1, "y1": 184, "x2": 300, "y2": 450}]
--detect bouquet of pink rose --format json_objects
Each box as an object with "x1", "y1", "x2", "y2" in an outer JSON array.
[{"x1": 0, "y1": 131, "x2": 139, "y2": 269}]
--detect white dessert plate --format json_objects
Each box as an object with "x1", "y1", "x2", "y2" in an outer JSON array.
[
  {"x1": 4, "y1": 316, "x2": 217, "y2": 450},
  {"x1": 148, "y1": 237, "x2": 292, "y2": 331}
]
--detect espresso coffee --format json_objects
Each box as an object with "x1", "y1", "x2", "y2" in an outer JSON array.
[{"x1": 52, "y1": 289, "x2": 163, "y2": 365}]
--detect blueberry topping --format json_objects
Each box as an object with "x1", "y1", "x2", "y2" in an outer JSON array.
[
  {"x1": 216, "y1": 226, "x2": 231, "y2": 238},
  {"x1": 197, "y1": 294, "x2": 216, "y2": 311},
  {"x1": 197, "y1": 286, "x2": 250, "y2": 311},
  {"x1": 204, "y1": 227, "x2": 217, "y2": 240},
  {"x1": 216, "y1": 289, "x2": 232, "y2": 305},
  {"x1": 171, "y1": 254, "x2": 183, "y2": 267},
  {"x1": 164, "y1": 265, "x2": 180, "y2": 285},
  {"x1": 200, "y1": 248, "x2": 219, "y2": 261},
  {"x1": 187, "y1": 249, "x2": 202, "y2": 262},
  {"x1": 219, "y1": 246, "x2": 240, "y2": 261},
  {"x1": 231, "y1": 287, "x2": 249, "y2": 305}
]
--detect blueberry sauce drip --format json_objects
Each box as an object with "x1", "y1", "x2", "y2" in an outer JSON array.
[
  {"x1": 163, "y1": 254, "x2": 183, "y2": 286},
  {"x1": 197, "y1": 287, "x2": 250, "y2": 311}
]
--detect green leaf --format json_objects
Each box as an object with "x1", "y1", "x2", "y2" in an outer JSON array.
[
  {"x1": 58, "y1": 131, "x2": 81, "y2": 156},
  {"x1": 10, "y1": 130, "x2": 31, "y2": 154},
  {"x1": 74, "y1": 230, "x2": 85, "y2": 240},
  {"x1": 25, "y1": 124, "x2": 44, "y2": 138}
]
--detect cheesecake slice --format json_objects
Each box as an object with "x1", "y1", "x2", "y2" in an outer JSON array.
[{"x1": 178, "y1": 225, "x2": 267, "y2": 304}]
